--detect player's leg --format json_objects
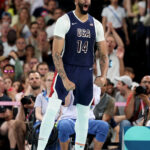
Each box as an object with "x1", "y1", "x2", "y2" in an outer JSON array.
[
  {"x1": 37, "y1": 98, "x2": 62, "y2": 150},
  {"x1": 75, "y1": 104, "x2": 90, "y2": 150},
  {"x1": 74, "y1": 67, "x2": 93, "y2": 150},
  {"x1": 88, "y1": 120, "x2": 109, "y2": 150},
  {"x1": 37, "y1": 74, "x2": 64, "y2": 150}
]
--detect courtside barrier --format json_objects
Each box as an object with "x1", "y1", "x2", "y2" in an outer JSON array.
[{"x1": 0, "y1": 101, "x2": 126, "y2": 106}]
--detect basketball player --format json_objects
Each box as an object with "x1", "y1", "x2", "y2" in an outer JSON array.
[{"x1": 37, "y1": 0, "x2": 108, "y2": 150}]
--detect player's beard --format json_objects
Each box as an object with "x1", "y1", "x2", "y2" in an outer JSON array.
[{"x1": 78, "y1": 2, "x2": 90, "y2": 15}]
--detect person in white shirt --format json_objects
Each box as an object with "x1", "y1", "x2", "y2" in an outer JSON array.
[
  {"x1": 96, "y1": 23, "x2": 125, "y2": 84},
  {"x1": 102, "y1": 0, "x2": 130, "y2": 45}
]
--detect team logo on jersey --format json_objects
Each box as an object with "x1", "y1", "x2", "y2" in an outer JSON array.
[
  {"x1": 72, "y1": 22, "x2": 77, "y2": 25},
  {"x1": 77, "y1": 28, "x2": 91, "y2": 38}
]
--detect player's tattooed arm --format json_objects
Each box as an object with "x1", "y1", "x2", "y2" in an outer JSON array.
[
  {"x1": 52, "y1": 36, "x2": 67, "y2": 80},
  {"x1": 97, "y1": 41, "x2": 109, "y2": 77},
  {"x1": 52, "y1": 36, "x2": 75, "y2": 91}
]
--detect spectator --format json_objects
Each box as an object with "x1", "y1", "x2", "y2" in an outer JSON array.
[
  {"x1": 3, "y1": 29, "x2": 17, "y2": 57},
  {"x1": 34, "y1": 30, "x2": 50, "y2": 62},
  {"x1": 27, "y1": 22, "x2": 39, "y2": 46},
  {"x1": 13, "y1": 7, "x2": 31, "y2": 38},
  {"x1": 22, "y1": 63, "x2": 31, "y2": 79},
  {"x1": 123, "y1": 0, "x2": 139, "y2": 17},
  {"x1": 24, "y1": 71, "x2": 43, "y2": 98},
  {"x1": 33, "y1": 0, "x2": 49, "y2": 18},
  {"x1": 0, "y1": 22, "x2": 10, "y2": 43},
  {"x1": 97, "y1": 22, "x2": 125, "y2": 83},
  {"x1": 37, "y1": 16, "x2": 46, "y2": 30},
  {"x1": 4, "y1": 77, "x2": 17, "y2": 101},
  {"x1": 114, "y1": 75, "x2": 132, "y2": 123},
  {"x1": 124, "y1": 67, "x2": 135, "y2": 80},
  {"x1": 3, "y1": 51, "x2": 23, "y2": 81},
  {"x1": 12, "y1": 0, "x2": 22, "y2": 15},
  {"x1": 101, "y1": 0, "x2": 130, "y2": 45},
  {"x1": 45, "y1": 0, "x2": 58, "y2": 24},
  {"x1": 0, "y1": 76, "x2": 26, "y2": 150},
  {"x1": 4, "y1": 77, "x2": 13, "y2": 91},
  {"x1": 37, "y1": 62, "x2": 49, "y2": 78},
  {"x1": 12, "y1": 80, "x2": 21, "y2": 93},
  {"x1": 113, "y1": 75, "x2": 133, "y2": 149},
  {"x1": 30, "y1": 0, "x2": 44, "y2": 15},
  {"x1": 17, "y1": 71, "x2": 43, "y2": 119},
  {"x1": 118, "y1": 75, "x2": 150, "y2": 149},
  {"x1": 57, "y1": 88, "x2": 109, "y2": 150},
  {"x1": 25, "y1": 45, "x2": 35, "y2": 64},
  {"x1": 35, "y1": 72, "x2": 55, "y2": 121},
  {"x1": 124, "y1": 66, "x2": 139, "y2": 90},
  {"x1": 94, "y1": 77, "x2": 119, "y2": 149},
  {"x1": 94, "y1": 78, "x2": 115, "y2": 121},
  {"x1": 125, "y1": 75, "x2": 150, "y2": 125},
  {"x1": 106, "y1": 78, "x2": 115, "y2": 97},
  {"x1": 29, "y1": 57, "x2": 39, "y2": 71},
  {"x1": 46, "y1": 8, "x2": 64, "y2": 41},
  {"x1": 1, "y1": 12, "x2": 12, "y2": 24},
  {"x1": 2, "y1": 64, "x2": 15, "y2": 81},
  {"x1": 0, "y1": 56, "x2": 10, "y2": 76},
  {"x1": 14, "y1": 71, "x2": 43, "y2": 145},
  {"x1": 16, "y1": 37, "x2": 26, "y2": 65},
  {"x1": 10, "y1": 1, "x2": 36, "y2": 27}
]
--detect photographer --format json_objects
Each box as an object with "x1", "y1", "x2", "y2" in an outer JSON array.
[
  {"x1": 17, "y1": 71, "x2": 43, "y2": 121},
  {"x1": 0, "y1": 76, "x2": 26, "y2": 150},
  {"x1": 14, "y1": 71, "x2": 43, "y2": 149},
  {"x1": 125, "y1": 75, "x2": 150, "y2": 124},
  {"x1": 119, "y1": 75, "x2": 150, "y2": 149}
]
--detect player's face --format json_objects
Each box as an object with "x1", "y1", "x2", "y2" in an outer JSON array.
[{"x1": 76, "y1": 0, "x2": 91, "y2": 14}]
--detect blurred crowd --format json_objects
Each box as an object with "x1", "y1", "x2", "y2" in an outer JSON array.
[{"x1": 0, "y1": 0, "x2": 150, "y2": 150}]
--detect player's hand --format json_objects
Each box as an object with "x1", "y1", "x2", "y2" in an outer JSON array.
[
  {"x1": 94, "y1": 76, "x2": 106, "y2": 87},
  {"x1": 62, "y1": 78, "x2": 75, "y2": 91}
]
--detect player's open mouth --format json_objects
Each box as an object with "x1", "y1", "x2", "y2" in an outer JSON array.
[{"x1": 83, "y1": 4, "x2": 89, "y2": 10}]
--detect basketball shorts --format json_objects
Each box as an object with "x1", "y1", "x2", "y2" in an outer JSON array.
[{"x1": 52, "y1": 64, "x2": 93, "y2": 106}]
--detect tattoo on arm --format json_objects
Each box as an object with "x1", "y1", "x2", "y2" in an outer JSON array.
[
  {"x1": 97, "y1": 42, "x2": 108, "y2": 77},
  {"x1": 53, "y1": 51, "x2": 67, "y2": 80},
  {"x1": 52, "y1": 36, "x2": 67, "y2": 80}
]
